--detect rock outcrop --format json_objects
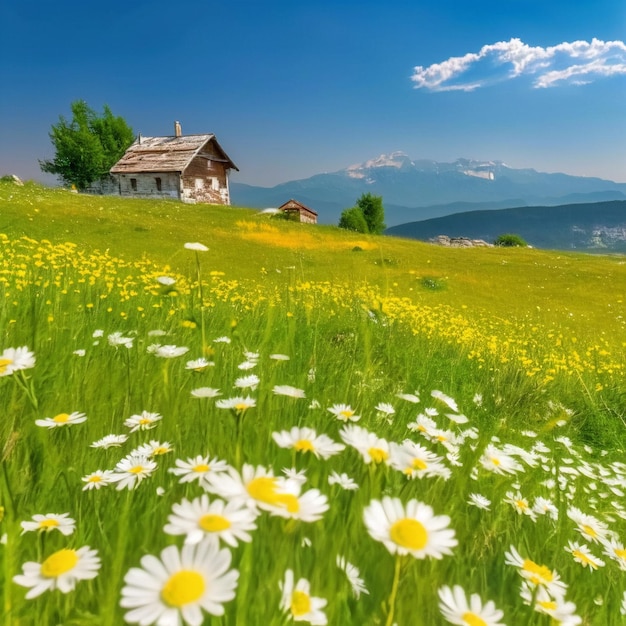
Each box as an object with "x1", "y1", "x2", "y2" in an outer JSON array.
[{"x1": 429, "y1": 235, "x2": 493, "y2": 248}]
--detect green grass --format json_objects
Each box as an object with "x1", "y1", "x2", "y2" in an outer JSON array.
[{"x1": 1, "y1": 181, "x2": 625, "y2": 626}]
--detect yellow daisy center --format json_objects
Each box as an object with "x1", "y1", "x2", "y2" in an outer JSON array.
[
  {"x1": 340, "y1": 410, "x2": 354, "y2": 419},
  {"x1": 572, "y1": 550, "x2": 597, "y2": 568},
  {"x1": 52, "y1": 413, "x2": 70, "y2": 423},
  {"x1": 522, "y1": 559, "x2": 553, "y2": 584},
  {"x1": 614, "y1": 548, "x2": 626, "y2": 559},
  {"x1": 139, "y1": 418, "x2": 152, "y2": 425},
  {"x1": 193, "y1": 464, "x2": 210, "y2": 473},
  {"x1": 538, "y1": 600, "x2": 557, "y2": 611},
  {"x1": 490, "y1": 456, "x2": 501, "y2": 466},
  {"x1": 161, "y1": 570, "x2": 205, "y2": 607},
  {"x1": 152, "y1": 447, "x2": 169, "y2": 456},
  {"x1": 368, "y1": 447, "x2": 389, "y2": 463},
  {"x1": 247, "y1": 476, "x2": 280, "y2": 504},
  {"x1": 515, "y1": 500, "x2": 528, "y2": 509},
  {"x1": 39, "y1": 519, "x2": 60, "y2": 529},
  {"x1": 129, "y1": 465, "x2": 145, "y2": 474},
  {"x1": 462, "y1": 612, "x2": 488, "y2": 626},
  {"x1": 276, "y1": 494, "x2": 300, "y2": 513},
  {"x1": 0, "y1": 358, "x2": 12, "y2": 374},
  {"x1": 41, "y1": 549, "x2": 78, "y2": 578},
  {"x1": 581, "y1": 524, "x2": 597, "y2": 538},
  {"x1": 412, "y1": 458, "x2": 428, "y2": 470},
  {"x1": 294, "y1": 439, "x2": 315, "y2": 452},
  {"x1": 199, "y1": 514, "x2": 231, "y2": 532},
  {"x1": 389, "y1": 518, "x2": 428, "y2": 551},
  {"x1": 235, "y1": 402, "x2": 250, "y2": 412},
  {"x1": 291, "y1": 590, "x2": 311, "y2": 617},
  {"x1": 88, "y1": 475, "x2": 102, "y2": 483}
]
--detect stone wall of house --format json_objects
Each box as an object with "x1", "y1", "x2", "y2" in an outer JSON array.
[{"x1": 115, "y1": 173, "x2": 180, "y2": 200}]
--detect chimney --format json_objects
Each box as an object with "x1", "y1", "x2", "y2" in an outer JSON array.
[{"x1": 174, "y1": 121, "x2": 182, "y2": 137}]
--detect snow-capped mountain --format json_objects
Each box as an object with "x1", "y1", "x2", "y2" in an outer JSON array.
[{"x1": 230, "y1": 153, "x2": 626, "y2": 226}]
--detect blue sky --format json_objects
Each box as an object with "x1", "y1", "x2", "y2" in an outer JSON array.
[{"x1": 1, "y1": 0, "x2": 625, "y2": 186}]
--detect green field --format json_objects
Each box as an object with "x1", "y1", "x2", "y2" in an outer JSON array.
[{"x1": 1, "y1": 181, "x2": 625, "y2": 625}]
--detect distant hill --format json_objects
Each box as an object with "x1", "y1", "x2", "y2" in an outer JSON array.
[
  {"x1": 385, "y1": 200, "x2": 626, "y2": 251},
  {"x1": 231, "y1": 153, "x2": 626, "y2": 226}
]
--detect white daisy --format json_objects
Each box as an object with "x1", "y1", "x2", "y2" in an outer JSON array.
[
  {"x1": 184, "y1": 242, "x2": 209, "y2": 252},
  {"x1": 339, "y1": 424, "x2": 390, "y2": 465},
  {"x1": 215, "y1": 396, "x2": 256, "y2": 413},
  {"x1": 154, "y1": 344, "x2": 189, "y2": 358},
  {"x1": 266, "y1": 488, "x2": 329, "y2": 523},
  {"x1": 431, "y1": 390, "x2": 459, "y2": 412},
  {"x1": 396, "y1": 392, "x2": 420, "y2": 403},
  {"x1": 72, "y1": 349, "x2": 86, "y2": 357},
  {"x1": 520, "y1": 582, "x2": 582, "y2": 625},
  {"x1": 328, "y1": 472, "x2": 358, "y2": 491},
  {"x1": 272, "y1": 427, "x2": 345, "y2": 460},
  {"x1": 237, "y1": 360, "x2": 257, "y2": 370},
  {"x1": 156, "y1": 276, "x2": 176, "y2": 286},
  {"x1": 234, "y1": 374, "x2": 260, "y2": 390},
  {"x1": 600, "y1": 538, "x2": 626, "y2": 570},
  {"x1": 273, "y1": 385, "x2": 306, "y2": 398},
  {"x1": 467, "y1": 493, "x2": 491, "y2": 510},
  {"x1": 503, "y1": 490, "x2": 537, "y2": 520},
  {"x1": 363, "y1": 497, "x2": 457, "y2": 559},
  {"x1": 0, "y1": 346, "x2": 35, "y2": 376},
  {"x1": 81, "y1": 470, "x2": 115, "y2": 491},
  {"x1": 107, "y1": 332, "x2": 134, "y2": 349},
  {"x1": 279, "y1": 569, "x2": 327, "y2": 625},
  {"x1": 567, "y1": 506, "x2": 611, "y2": 544},
  {"x1": 13, "y1": 547, "x2": 100, "y2": 599},
  {"x1": 20, "y1": 513, "x2": 76, "y2": 536},
  {"x1": 270, "y1": 353, "x2": 290, "y2": 361},
  {"x1": 190, "y1": 387, "x2": 221, "y2": 399},
  {"x1": 565, "y1": 540, "x2": 605, "y2": 570},
  {"x1": 186, "y1": 358, "x2": 215, "y2": 371},
  {"x1": 35, "y1": 411, "x2": 87, "y2": 429},
  {"x1": 121, "y1": 541, "x2": 238, "y2": 624},
  {"x1": 336, "y1": 556, "x2": 368, "y2": 598},
  {"x1": 133, "y1": 440, "x2": 174, "y2": 458},
  {"x1": 374, "y1": 402, "x2": 395, "y2": 416},
  {"x1": 168, "y1": 455, "x2": 230, "y2": 486},
  {"x1": 164, "y1": 495, "x2": 257, "y2": 546},
  {"x1": 92, "y1": 329, "x2": 104, "y2": 338},
  {"x1": 532, "y1": 496, "x2": 559, "y2": 520},
  {"x1": 90, "y1": 434, "x2": 128, "y2": 449},
  {"x1": 213, "y1": 336, "x2": 231, "y2": 344},
  {"x1": 438, "y1": 585, "x2": 505, "y2": 626},
  {"x1": 124, "y1": 411, "x2": 162, "y2": 432},
  {"x1": 479, "y1": 444, "x2": 524, "y2": 475},
  {"x1": 504, "y1": 546, "x2": 568, "y2": 597},
  {"x1": 389, "y1": 441, "x2": 450, "y2": 479},
  {"x1": 109, "y1": 455, "x2": 157, "y2": 490},
  {"x1": 327, "y1": 403, "x2": 360, "y2": 422}
]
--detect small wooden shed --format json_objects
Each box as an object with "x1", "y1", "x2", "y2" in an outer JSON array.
[
  {"x1": 278, "y1": 199, "x2": 318, "y2": 224},
  {"x1": 108, "y1": 122, "x2": 238, "y2": 205}
]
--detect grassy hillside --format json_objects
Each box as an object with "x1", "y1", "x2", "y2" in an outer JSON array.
[{"x1": 1, "y1": 181, "x2": 626, "y2": 626}]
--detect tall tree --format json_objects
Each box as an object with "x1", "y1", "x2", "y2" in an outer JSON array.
[
  {"x1": 338, "y1": 193, "x2": 386, "y2": 234},
  {"x1": 40, "y1": 101, "x2": 134, "y2": 190},
  {"x1": 357, "y1": 193, "x2": 386, "y2": 235}
]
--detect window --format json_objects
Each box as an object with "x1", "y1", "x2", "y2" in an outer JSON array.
[
  {"x1": 130, "y1": 178, "x2": 137, "y2": 191},
  {"x1": 206, "y1": 159, "x2": 212, "y2": 169},
  {"x1": 210, "y1": 177, "x2": 219, "y2": 191},
  {"x1": 155, "y1": 177, "x2": 162, "y2": 191},
  {"x1": 195, "y1": 178, "x2": 204, "y2": 190}
]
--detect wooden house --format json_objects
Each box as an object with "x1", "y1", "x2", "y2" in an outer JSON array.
[
  {"x1": 107, "y1": 122, "x2": 238, "y2": 205},
  {"x1": 278, "y1": 199, "x2": 318, "y2": 224}
]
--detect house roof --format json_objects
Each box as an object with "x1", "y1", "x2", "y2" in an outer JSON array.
[
  {"x1": 278, "y1": 198, "x2": 318, "y2": 216},
  {"x1": 110, "y1": 134, "x2": 239, "y2": 174}
]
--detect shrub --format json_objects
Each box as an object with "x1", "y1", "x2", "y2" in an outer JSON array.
[{"x1": 494, "y1": 233, "x2": 528, "y2": 247}]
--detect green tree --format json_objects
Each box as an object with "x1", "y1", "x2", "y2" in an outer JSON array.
[
  {"x1": 357, "y1": 192, "x2": 386, "y2": 234},
  {"x1": 338, "y1": 206, "x2": 369, "y2": 233},
  {"x1": 494, "y1": 233, "x2": 528, "y2": 247},
  {"x1": 40, "y1": 101, "x2": 134, "y2": 190}
]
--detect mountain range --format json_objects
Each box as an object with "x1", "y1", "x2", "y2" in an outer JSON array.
[{"x1": 230, "y1": 152, "x2": 626, "y2": 227}]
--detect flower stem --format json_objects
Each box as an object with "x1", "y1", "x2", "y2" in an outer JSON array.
[{"x1": 385, "y1": 554, "x2": 403, "y2": 626}]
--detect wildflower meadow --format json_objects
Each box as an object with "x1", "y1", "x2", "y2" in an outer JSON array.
[{"x1": 1, "y1": 183, "x2": 626, "y2": 625}]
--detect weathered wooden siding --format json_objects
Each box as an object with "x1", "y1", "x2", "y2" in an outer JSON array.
[{"x1": 180, "y1": 155, "x2": 230, "y2": 204}]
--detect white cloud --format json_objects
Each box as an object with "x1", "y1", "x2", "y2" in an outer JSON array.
[{"x1": 411, "y1": 37, "x2": 626, "y2": 91}]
